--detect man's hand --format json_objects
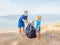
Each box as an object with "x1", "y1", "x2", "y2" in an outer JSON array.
[{"x1": 23, "y1": 20, "x2": 29, "y2": 24}]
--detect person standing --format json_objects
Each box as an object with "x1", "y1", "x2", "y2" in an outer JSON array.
[
  {"x1": 18, "y1": 11, "x2": 29, "y2": 36},
  {"x1": 36, "y1": 16, "x2": 42, "y2": 39}
]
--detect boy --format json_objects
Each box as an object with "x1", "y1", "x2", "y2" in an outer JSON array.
[
  {"x1": 36, "y1": 16, "x2": 42, "y2": 39},
  {"x1": 18, "y1": 11, "x2": 29, "y2": 36}
]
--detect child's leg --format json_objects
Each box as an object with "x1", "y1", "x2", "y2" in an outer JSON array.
[{"x1": 36, "y1": 32, "x2": 41, "y2": 39}]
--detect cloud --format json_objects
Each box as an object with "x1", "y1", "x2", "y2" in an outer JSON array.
[
  {"x1": 0, "y1": 0, "x2": 60, "y2": 16},
  {"x1": 29, "y1": 2, "x2": 60, "y2": 15},
  {"x1": 0, "y1": 1, "x2": 23, "y2": 16}
]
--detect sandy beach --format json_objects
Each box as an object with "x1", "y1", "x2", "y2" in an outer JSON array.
[{"x1": 0, "y1": 23, "x2": 60, "y2": 45}]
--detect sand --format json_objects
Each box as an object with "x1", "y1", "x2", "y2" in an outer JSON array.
[{"x1": 0, "y1": 23, "x2": 60, "y2": 45}]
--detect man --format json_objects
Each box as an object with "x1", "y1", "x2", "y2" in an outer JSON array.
[{"x1": 18, "y1": 11, "x2": 29, "y2": 36}]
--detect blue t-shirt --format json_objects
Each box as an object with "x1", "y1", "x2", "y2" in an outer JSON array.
[
  {"x1": 36, "y1": 20, "x2": 41, "y2": 29},
  {"x1": 18, "y1": 15, "x2": 27, "y2": 27}
]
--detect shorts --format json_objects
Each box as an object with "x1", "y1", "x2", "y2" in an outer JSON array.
[
  {"x1": 18, "y1": 23, "x2": 25, "y2": 28},
  {"x1": 36, "y1": 26, "x2": 40, "y2": 32}
]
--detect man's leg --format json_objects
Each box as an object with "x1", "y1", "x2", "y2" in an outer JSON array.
[
  {"x1": 18, "y1": 28, "x2": 21, "y2": 35},
  {"x1": 21, "y1": 27, "x2": 24, "y2": 35},
  {"x1": 18, "y1": 28, "x2": 24, "y2": 39},
  {"x1": 21, "y1": 27, "x2": 26, "y2": 36},
  {"x1": 23, "y1": 27, "x2": 26, "y2": 36}
]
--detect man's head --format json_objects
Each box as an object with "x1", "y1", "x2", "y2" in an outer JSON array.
[{"x1": 24, "y1": 11, "x2": 28, "y2": 16}]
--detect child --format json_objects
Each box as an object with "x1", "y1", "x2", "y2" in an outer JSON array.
[
  {"x1": 18, "y1": 11, "x2": 29, "y2": 36},
  {"x1": 36, "y1": 16, "x2": 42, "y2": 39}
]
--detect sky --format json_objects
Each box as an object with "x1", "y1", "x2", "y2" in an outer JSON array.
[{"x1": 0, "y1": 0, "x2": 60, "y2": 16}]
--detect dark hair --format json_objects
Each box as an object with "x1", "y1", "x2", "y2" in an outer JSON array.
[{"x1": 24, "y1": 11, "x2": 28, "y2": 13}]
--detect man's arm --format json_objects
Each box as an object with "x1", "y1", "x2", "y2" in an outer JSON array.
[{"x1": 23, "y1": 19, "x2": 29, "y2": 24}]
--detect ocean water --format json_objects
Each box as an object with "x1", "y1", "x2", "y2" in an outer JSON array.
[{"x1": 0, "y1": 14, "x2": 60, "y2": 29}]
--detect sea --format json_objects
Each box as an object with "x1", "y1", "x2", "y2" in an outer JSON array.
[{"x1": 0, "y1": 14, "x2": 60, "y2": 30}]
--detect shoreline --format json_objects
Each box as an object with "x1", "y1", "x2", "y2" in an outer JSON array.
[{"x1": 0, "y1": 22, "x2": 60, "y2": 33}]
